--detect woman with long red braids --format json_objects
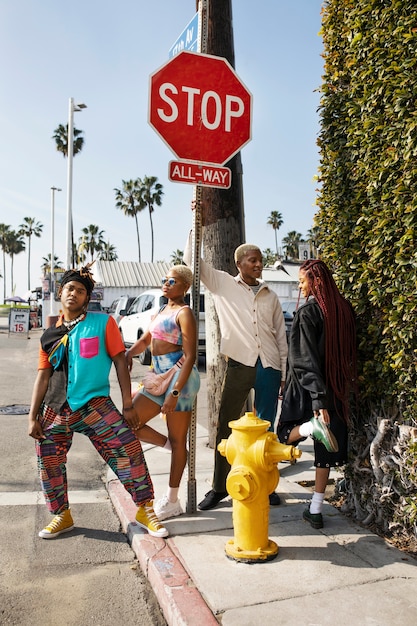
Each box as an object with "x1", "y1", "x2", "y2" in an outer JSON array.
[{"x1": 278, "y1": 259, "x2": 357, "y2": 529}]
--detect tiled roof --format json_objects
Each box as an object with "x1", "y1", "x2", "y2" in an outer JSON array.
[
  {"x1": 262, "y1": 262, "x2": 301, "y2": 283},
  {"x1": 92, "y1": 260, "x2": 301, "y2": 289},
  {"x1": 92, "y1": 261, "x2": 171, "y2": 288}
]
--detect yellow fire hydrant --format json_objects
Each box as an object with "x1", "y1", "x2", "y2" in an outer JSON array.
[{"x1": 218, "y1": 411, "x2": 302, "y2": 562}]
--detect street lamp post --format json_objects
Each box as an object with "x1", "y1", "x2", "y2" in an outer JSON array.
[
  {"x1": 50, "y1": 186, "x2": 61, "y2": 316},
  {"x1": 65, "y1": 97, "x2": 87, "y2": 269}
]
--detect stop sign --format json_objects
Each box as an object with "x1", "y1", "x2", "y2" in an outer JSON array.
[{"x1": 149, "y1": 51, "x2": 252, "y2": 166}]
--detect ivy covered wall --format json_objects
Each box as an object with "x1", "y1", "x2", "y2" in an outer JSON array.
[{"x1": 316, "y1": 0, "x2": 417, "y2": 545}]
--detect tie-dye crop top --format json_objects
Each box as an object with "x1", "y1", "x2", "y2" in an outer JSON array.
[{"x1": 148, "y1": 305, "x2": 189, "y2": 345}]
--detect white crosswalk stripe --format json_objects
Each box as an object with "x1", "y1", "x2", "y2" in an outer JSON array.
[{"x1": 0, "y1": 490, "x2": 109, "y2": 505}]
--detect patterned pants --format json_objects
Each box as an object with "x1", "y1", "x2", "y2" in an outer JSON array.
[{"x1": 36, "y1": 396, "x2": 154, "y2": 514}]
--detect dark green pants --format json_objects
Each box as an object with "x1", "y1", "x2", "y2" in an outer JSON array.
[{"x1": 212, "y1": 358, "x2": 281, "y2": 493}]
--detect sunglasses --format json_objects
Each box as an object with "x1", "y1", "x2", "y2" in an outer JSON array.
[{"x1": 161, "y1": 277, "x2": 177, "y2": 286}]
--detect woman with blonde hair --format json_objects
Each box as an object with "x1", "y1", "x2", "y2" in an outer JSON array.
[{"x1": 126, "y1": 265, "x2": 200, "y2": 521}]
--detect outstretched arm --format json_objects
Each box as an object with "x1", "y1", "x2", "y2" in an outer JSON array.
[{"x1": 184, "y1": 229, "x2": 228, "y2": 293}]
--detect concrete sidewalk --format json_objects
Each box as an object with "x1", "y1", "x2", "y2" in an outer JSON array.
[
  {"x1": 107, "y1": 374, "x2": 417, "y2": 626},
  {"x1": 3, "y1": 318, "x2": 415, "y2": 625}
]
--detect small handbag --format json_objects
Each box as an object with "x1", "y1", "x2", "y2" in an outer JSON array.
[{"x1": 142, "y1": 356, "x2": 185, "y2": 396}]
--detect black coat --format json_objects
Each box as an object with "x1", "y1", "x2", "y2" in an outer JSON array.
[{"x1": 280, "y1": 298, "x2": 337, "y2": 425}]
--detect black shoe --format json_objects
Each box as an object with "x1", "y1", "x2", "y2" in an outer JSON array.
[
  {"x1": 198, "y1": 490, "x2": 228, "y2": 511},
  {"x1": 303, "y1": 507, "x2": 323, "y2": 529},
  {"x1": 269, "y1": 492, "x2": 281, "y2": 506}
]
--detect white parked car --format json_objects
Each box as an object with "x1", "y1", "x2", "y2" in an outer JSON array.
[
  {"x1": 108, "y1": 295, "x2": 136, "y2": 324},
  {"x1": 118, "y1": 289, "x2": 205, "y2": 365}
]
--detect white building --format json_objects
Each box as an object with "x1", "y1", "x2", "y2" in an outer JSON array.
[
  {"x1": 91, "y1": 259, "x2": 301, "y2": 309},
  {"x1": 262, "y1": 261, "x2": 301, "y2": 302},
  {"x1": 92, "y1": 260, "x2": 171, "y2": 309}
]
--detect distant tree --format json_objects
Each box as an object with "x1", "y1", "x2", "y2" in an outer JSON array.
[
  {"x1": 262, "y1": 248, "x2": 276, "y2": 267},
  {"x1": 170, "y1": 249, "x2": 184, "y2": 265},
  {"x1": 267, "y1": 211, "x2": 284, "y2": 257},
  {"x1": 139, "y1": 175, "x2": 164, "y2": 262},
  {"x1": 306, "y1": 225, "x2": 320, "y2": 259},
  {"x1": 79, "y1": 225, "x2": 106, "y2": 263},
  {"x1": 114, "y1": 179, "x2": 146, "y2": 263},
  {"x1": 19, "y1": 217, "x2": 43, "y2": 290},
  {"x1": 41, "y1": 254, "x2": 63, "y2": 275},
  {"x1": 5, "y1": 230, "x2": 25, "y2": 294},
  {"x1": 52, "y1": 124, "x2": 85, "y2": 158},
  {"x1": 282, "y1": 231, "x2": 304, "y2": 260},
  {"x1": 0, "y1": 223, "x2": 11, "y2": 303},
  {"x1": 98, "y1": 241, "x2": 118, "y2": 261}
]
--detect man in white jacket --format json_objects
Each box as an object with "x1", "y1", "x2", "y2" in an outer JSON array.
[{"x1": 184, "y1": 232, "x2": 288, "y2": 510}]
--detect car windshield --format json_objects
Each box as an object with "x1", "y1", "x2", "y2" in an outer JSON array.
[
  {"x1": 87, "y1": 301, "x2": 102, "y2": 311},
  {"x1": 281, "y1": 301, "x2": 298, "y2": 316}
]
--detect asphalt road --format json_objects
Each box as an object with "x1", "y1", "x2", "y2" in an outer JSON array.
[{"x1": 0, "y1": 326, "x2": 167, "y2": 626}]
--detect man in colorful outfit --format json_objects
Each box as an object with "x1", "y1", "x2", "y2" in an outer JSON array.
[{"x1": 28, "y1": 265, "x2": 167, "y2": 539}]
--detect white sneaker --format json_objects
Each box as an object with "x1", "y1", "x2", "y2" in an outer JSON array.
[{"x1": 154, "y1": 495, "x2": 184, "y2": 521}]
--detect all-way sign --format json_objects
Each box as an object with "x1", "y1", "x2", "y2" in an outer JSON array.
[{"x1": 169, "y1": 160, "x2": 231, "y2": 189}]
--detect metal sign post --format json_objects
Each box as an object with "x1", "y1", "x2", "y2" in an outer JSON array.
[
  {"x1": 187, "y1": 185, "x2": 203, "y2": 513},
  {"x1": 187, "y1": 0, "x2": 207, "y2": 514}
]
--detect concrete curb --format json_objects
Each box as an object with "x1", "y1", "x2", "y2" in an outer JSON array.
[{"x1": 107, "y1": 474, "x2": 218, "y2": 626}]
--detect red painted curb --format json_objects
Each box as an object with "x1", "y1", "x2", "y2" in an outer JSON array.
[{"x1": 107, "y1": 477, "x2": 218, "y2": 626}]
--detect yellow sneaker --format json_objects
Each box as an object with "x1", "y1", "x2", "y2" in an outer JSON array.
[
  {"x1": 38, "y1": 509, "x2": 74, "y2": 539},
  {"x1": 136, "y1": 501, "x2": 169, "y2": 538}
]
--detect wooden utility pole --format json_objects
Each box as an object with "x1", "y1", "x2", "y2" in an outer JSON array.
[{"x1": 196, "y1": 0, "x2": 246, "y2": 446}]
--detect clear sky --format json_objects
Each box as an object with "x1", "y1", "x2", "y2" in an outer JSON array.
[{"x1": 0, "y1": 0, "x2": 324, "y2": 298}]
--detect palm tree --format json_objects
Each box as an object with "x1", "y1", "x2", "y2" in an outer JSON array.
[
  {"x1": 267, "y1": 211, "x2": 284, "y2": 257},
  {"x1": 52, "y1": 124, "x2": 85, "y2": 158},
  {"x1": 19, "y1": 217, "x2": 43, "y2": 290},
  {"x1": 306, "y1": 225, "x2": 320, "y2": 259},
  {"x1": 282, "y1": 231, "x2": 305, "y2": 260},
  {"x1": 139, "y1": 175, "x2": 164, "y2": 262},
  {"x1": 98, "y1": 241, "x2": 118, "y2": 261},
  {"x1": 114, "y1": 179, "x2": 146, "y2": 263},
  {"x1": 170, "y1": 249, "x2": 184, "y2": 265},
  {"x1": 5, "y1": 230, "x2": 25, "y2": 294},
  {"x1": 52, "y1": 123, "x2": 85, "y2": 266},
  {"x1": 79, "y1": 225, "x2": 106, "y2": 263},
  {"x1": 0, "y1": 223, "x2": 11, "y2": 303},
  {"x1": 41, "y1": 254, "x2": 63, "y2": 299},
  {"x1": 41, "y1": 254, "x2": 63, "y2": 275},
  {"x1": 262, "y1": 248, "x2": 276, "y2": 267}
]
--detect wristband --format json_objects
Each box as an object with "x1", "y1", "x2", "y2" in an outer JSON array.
[{"x1": 123, "y1": 406, "x2": 134, "y2": 411}]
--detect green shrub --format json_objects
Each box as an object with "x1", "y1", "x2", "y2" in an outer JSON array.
[{"x1": 316, "y1": 0, "x2": 417, "y2": 547}]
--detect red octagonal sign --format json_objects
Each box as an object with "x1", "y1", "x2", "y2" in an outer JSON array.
[{"x1": 149, "y1": 51, "x2": 252, "y2": 166}]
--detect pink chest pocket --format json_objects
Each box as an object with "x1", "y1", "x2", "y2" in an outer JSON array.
[{"x1": 79, "y1": 336, "x2": 99, "y2": 358}]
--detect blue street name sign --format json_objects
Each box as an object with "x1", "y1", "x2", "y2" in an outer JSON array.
[{"x1": 168, "y1": 12, "x2": 199, "y2": 58}]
